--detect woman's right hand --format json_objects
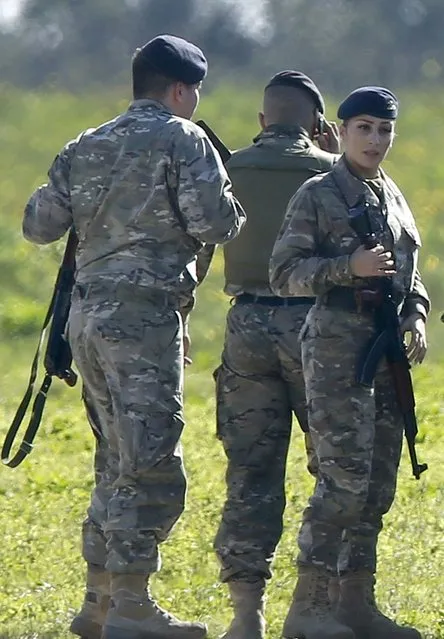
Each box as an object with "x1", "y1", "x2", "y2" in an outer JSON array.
[{"x1": 350, "y1": 244, "x2": 396, "y2": 278}]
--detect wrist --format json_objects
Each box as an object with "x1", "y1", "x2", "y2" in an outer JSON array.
[
  {"x1": 402, "y1": 300, "x2": 428, "y2": 323},
  {"x1": 409, "y1": 312, "x2": 426, "y2": 325},
  {"x1": 336, "y1": 254, "x2": 357, "y2": 283}
]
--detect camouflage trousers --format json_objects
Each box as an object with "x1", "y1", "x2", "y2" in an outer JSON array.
[
  {"x1": 214, "y1": 300, "x2": 316, "y2": 583},
  {"x1": 298, "y1": 306, "x2": 404, "y2": 576},
  {"x1": 68, "y1": 283, "x2": 186, "y2": 575}
]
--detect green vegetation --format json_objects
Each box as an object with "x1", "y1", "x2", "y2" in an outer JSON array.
[{"x1": 0, "y1": 87, "x2": 443, "y2": 638}]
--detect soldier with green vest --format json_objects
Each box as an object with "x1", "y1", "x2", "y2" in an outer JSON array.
[{"x1": 213, "y1": 71, "x2": 340, "y2": 639}]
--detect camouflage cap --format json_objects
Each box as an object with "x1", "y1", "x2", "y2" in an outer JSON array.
[
  {"x1": 337, "y1": 86, "x2": 398, "y2": 120},
  {"x1": 265, "y1": 70, "x2": 325, "y2": 114},
  {"x1": 136, "y1": 34, "x2": 207, "y2": 85}
]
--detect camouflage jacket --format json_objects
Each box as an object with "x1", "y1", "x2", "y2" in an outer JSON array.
[
  {"x1": 270, "y1": 155, "x2": 430, "y2": 319},
  {"x1": 23, "y1": 99, "x2": 246, "y2": 312}
]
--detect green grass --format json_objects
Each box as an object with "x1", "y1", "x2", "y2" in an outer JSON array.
[{"x1": 0, "y1": 86, "x2": 443, "y2": 637}]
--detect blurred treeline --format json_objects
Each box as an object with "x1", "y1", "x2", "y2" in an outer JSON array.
[{"x1": 0, "y1": 0, "x2": 443, "y2": 94}]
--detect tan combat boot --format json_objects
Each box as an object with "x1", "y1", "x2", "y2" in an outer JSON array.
[
  {"x1": 101, "y1": 573, "x2": 207, "y2": 639},
  {"x1": 221, "y1": 579, "x2": 265, "y2": 639},
  {"x1": 70, "y1": 564, "x2": 110, "y2": 639},
  {"x1": 336, "y1": 571, "x2": 421, "y2": 639},
  {"x1": 282, "y1": 566, "x2": 355, "y2": 639}
]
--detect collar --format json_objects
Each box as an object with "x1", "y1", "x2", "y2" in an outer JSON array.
[
  {"x1": 253, "y1": 123, "x2": 311, "y2": 145},
  {"x1": 128, "y1": 98, "x2": 172, "y2": 115},
  {"x1": 331, "y1": 155, "x2": 387, "y2": 208}
]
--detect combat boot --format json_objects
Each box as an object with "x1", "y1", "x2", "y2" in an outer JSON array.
[
  {"x1": 70, "y1": 564, "x2": 110, "y2": 639},
  {"x1": 101, "y1": 573, "x2": 207, "y2": 639},
  {"x1": 282, "y1": 566, "x2": 355, "y2": 639},
  {"x1": 336, "y1": 571, "x2": 421, "y2": 639},
  {"x1": 221, "y1": 579, "x2": 265, "y2": 639}
]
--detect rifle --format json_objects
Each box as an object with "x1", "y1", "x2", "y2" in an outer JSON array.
[
  {"x1": 195, "y1": 120, "x2": 232, "y2": 164},
  {"x1": 193, "y1": 120, "x2": 233, "y2": 282},
  {"x1": 2, "y1": 227, "x2": 78, "y2": 468},
  {"x1": 349, "y1": 203, "x2": 428, "y2": 480}
]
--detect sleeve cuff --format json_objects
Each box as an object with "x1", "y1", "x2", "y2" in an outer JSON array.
[
  {"x1": 402, "y1": 299, "x2": 429, "y2": 322},
  {"x1": 334, "y1": 254, "x2": 356, "y2": 286}
]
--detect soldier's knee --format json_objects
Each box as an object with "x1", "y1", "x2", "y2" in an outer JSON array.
[{"x1": 311, "y1": 490, "x2": 367, "y2": 529}]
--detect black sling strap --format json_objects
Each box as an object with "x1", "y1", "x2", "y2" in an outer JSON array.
[{"x1": 1, "y1": 228, "x2": 78, "y2": 467}]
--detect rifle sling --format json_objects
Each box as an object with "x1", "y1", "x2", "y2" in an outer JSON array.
[{"x1": 1, "y1": 284, "x2": 58, "y2": 467}]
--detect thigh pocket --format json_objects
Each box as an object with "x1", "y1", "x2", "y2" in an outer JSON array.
[{"x1": 213, "y1": 362, "x2": 239, "y2": 442}]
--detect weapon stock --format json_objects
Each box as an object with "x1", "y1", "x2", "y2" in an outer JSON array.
[{"x1": 388, "y1": 359, "x2": 427, "y2": 479}]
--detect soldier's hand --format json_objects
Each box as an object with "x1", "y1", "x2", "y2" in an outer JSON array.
[
  {"x1": 183, "y1": 330, "x2": 192, "y2": 367},
  {"x1": 400, "y1": 313, "x2": 427, "y2": 364},
  {"x1": 350, "y1": 244, "x2": 396, "y2": 278},
  {"x1": 316, "y1": 120, "x2": 341, "y2": 154}
]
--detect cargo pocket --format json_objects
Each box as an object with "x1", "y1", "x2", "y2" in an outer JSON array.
[{"x1": 213, "y1": 362, "x2": 240, "y2": 442}]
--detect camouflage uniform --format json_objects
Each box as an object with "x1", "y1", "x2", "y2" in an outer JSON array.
[
  {"x1": 23, "y1": 98, "x2": 245, "y2": 578},
  {"x1": 214, "y1": 125, "x2": 336, "y2": 585},
  {"x1": 270, "y1": 155, "x2": 430, "y2": 577}
]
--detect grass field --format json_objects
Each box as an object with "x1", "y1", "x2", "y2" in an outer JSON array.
[{"x1": 0, "y1": 86, "x2": 443, "y2": 638}]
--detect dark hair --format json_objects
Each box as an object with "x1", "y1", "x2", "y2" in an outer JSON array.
[
  {"x1": 132, "y1": 48, "x2": 175, "y2": 99},
  {"x1": 263, "y1": 84, "x2": 318, "y2": 130}
]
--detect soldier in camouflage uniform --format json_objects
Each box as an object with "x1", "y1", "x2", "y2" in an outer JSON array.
[
  {"x1": 23, "y1": 35, "x2": 245, "y2": 639},
  {"x1": 213, "y1": 71, "x2": 340, "y2": 639},
  {"x1": 270, "y1": 87, "x2": 429, "y2": 639}
]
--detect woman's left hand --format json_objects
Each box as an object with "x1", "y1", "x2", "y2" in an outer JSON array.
[{"x1": 400, "y1": 313, "x2": 427, "y2": 364}]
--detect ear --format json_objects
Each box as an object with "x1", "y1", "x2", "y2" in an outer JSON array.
[
  {"x1": 172, "y1": 82, "x2": 185, "y2": 103},
  {"x1": 258, "y1": 111, "x2": 265, "y2": 130},
  {"x1": 339, "y1": 122, "x2": 346, "y2": 140}
]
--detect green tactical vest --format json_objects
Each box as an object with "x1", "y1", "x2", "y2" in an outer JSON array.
[{"x1": 224, "y1": 131, "x2": 335, "y2": 292}]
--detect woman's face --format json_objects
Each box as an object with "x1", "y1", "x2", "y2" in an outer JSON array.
[{"x1": 340, "y1": 115, "x2": 396, "y2": 176}]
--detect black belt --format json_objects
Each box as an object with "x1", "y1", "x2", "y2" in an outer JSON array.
[
  {"x1": 323, "y1": 287, "x2": 380, "y2": 313},
  {"x1": 235, "y1": 293, "x2": 315, "y2": 307}
]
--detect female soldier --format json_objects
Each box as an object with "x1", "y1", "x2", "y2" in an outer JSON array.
[{"x1": 269, "y1": 87, "x2": 429, "y2": 639}]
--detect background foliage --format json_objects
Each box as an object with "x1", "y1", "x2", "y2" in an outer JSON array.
[{"x1": 1, "y1": 0, "x2": 444, "y2": 93}]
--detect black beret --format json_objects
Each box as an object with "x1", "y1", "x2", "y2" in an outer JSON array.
[
  {"x1": 137, "y1": 35, "x2": 207, "y2": 85},
  {"x1": 265, "y1": 70, "x2": 325, "y2": 114},
  {"x1": 337, "y1": 86, "x2": 398, "y2": 121}
]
